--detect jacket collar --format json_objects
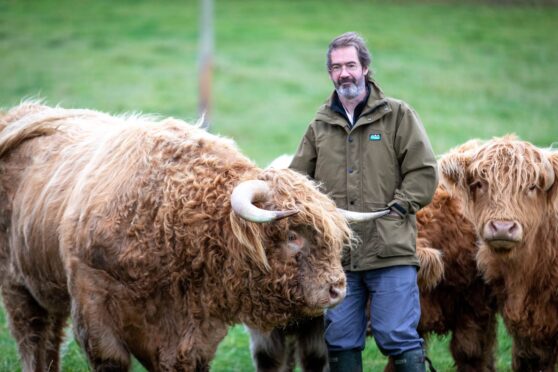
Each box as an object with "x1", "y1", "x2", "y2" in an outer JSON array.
[{"x1": 315, "y1": 80, "x2": 391, "y2": 131}]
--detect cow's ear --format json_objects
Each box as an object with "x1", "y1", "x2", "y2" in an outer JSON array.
[
  {"x1": 546, "y1": 151, "x2": 558, "y2": 207},
  {"x1": 438, "y1": 152, "x2": 472, "y2": 198}
]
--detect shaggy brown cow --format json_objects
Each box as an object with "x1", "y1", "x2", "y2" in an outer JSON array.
[
  {"x1": 439, "y1": 135, "x2": 558, "y2": 371},
  {"x1": 0, "y1": 102, "x2": 386, "y2": 371},
  {"x1": 248, "y1": 187, "x2": 498, "y2": 372}
]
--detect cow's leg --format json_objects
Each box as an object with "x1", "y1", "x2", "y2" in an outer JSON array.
[
  {"x1": 450, "y1": 309, "x2": 497, "y2": 372},
  {"x1": 511, "y1": 339, "x2": 558, "y2": 372},
  {"x1": 44, "y1": 312, "x2": 68, "y2": 372},
  {"x1": 248, "y1": 326, "x2": 289, "y2": 371},
  {"x1": 71, "y1": 295, "x2": 132, "y2": 371},
  {"x1": 296, "y1": 316, "x2": 328, "y2": 372},
  {"x1": 450, "y1": 324, "x2": 496, "y2": 372},
  {"x1": 71, "y1": 297, "x2": 131, "y2": 371},
  {"x1": 1, "y1": 283, "x2": 66, "y2": 372},
  {"x1": 175, "y1": 322, "x2": 228, "y2": 372},
  {"x1": 68, "y1": 262, "x2": 131, "y2": 371}
]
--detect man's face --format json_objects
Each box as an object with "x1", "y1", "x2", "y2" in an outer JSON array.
[{"x1": 329, "y1": 46, "x2": 368, "y2": 100}]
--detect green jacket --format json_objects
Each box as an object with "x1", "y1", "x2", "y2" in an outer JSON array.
[{"x1": 290, "y1": 81, "x2": 438, "y2": 271}]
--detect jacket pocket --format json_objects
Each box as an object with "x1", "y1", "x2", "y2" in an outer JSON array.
[
  {"x1": 358, "y1": 202, "x2": 383, "y2": 261},
  {"x1": 376, "y1": 214, "x2": 417, "y2": 257}
]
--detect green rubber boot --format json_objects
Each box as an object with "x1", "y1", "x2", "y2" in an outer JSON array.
[
  {"x1": 393, "y1": 348, "x2": 428, "y2": 372},
  {"x1": 328, "y1": 349, "x2": 362, "y2": 372}
]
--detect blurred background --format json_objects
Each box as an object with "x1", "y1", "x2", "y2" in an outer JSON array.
[{"x1": 0, "y1": 0, "x2": 557, "y2": 370}]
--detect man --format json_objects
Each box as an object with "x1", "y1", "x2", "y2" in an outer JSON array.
[{"x1": 290, "y1": 32, "x2": 438, "y2": 372}]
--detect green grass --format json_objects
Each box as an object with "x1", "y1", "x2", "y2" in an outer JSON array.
[{"x1": 0, "y1": 0, "x2": 557, "y2": 370}]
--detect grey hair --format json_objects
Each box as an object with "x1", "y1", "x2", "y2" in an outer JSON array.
[{"x1": 326, "y1": 32, "x2": 373, "y2": 81}]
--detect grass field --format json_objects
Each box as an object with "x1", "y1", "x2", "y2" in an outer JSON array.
[{"x1": 0, "y1": 0, "x2": 557, "y2": 370}]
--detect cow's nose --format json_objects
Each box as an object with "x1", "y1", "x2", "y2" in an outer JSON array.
[
  {"x1": 485, "y1": 220, "x2": 522, "y2": 242},
  {"x1": 328, "y1": 277, "x2": 346, "y2": 306}
]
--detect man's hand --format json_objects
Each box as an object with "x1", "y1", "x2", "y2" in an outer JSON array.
[
  {"x1": 387, "y1": 209, "x2": 404, "y2": 219},
  {"x1": 387, "y1": 202, "x2": 407, "y2": 218}
]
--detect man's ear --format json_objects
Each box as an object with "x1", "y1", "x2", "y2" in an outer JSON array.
[{"x1": 438, "y1": 151, "x2": 472, "y2": 199}]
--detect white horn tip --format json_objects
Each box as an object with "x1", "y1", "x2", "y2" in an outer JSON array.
[{"x1": 337, "y1": 208, "x2": 390, "y2": 222}]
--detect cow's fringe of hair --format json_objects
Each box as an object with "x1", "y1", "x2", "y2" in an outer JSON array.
[
  {"x1": 470, "y1": 136, "x2": 555, "y2": 197},
  {"x1": 441, "y1": 135, "x2": 556, "y2": 197},
  {"x1": 229, "y1": 214, "x2": 269, "y2": 270}
]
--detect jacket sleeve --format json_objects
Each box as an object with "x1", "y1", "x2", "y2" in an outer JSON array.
[
  {"x1": 289, "y1": 124, "x2": 317, "y2": 179},
  {"x1": 389, "y1": 103, "x2": 438, "y2": 214}
]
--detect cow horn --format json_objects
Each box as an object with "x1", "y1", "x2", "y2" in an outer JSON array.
[
  {"x1": 231, "y1": 180, "x2": 299, "y2": 223},
  {"x1": 542, "y1": 155, "x2": 556, "y2": 192},
  {"x1": 338, "y1": 208, "x2": 390, "y2": 222}
]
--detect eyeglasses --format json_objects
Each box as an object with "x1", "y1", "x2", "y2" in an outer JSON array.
[{"x1": 329, "y1": 62, "x2": 360, "y2": 74}]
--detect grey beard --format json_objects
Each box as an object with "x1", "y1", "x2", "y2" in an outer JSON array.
[{"x1": 336, "y1": 81, "x2": 365, "y2": 100}]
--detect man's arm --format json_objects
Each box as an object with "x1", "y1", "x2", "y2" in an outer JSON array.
[{"x1": 389, "y1": 103, "x2": 438, "y2": 216}]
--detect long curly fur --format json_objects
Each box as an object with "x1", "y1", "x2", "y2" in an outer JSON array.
[
  {"x1": 440, "y1": 136, "x2": 558, "y2": 371},
  {"x1": 0, "y1": 102, "x2": 353, "y2": 371}
]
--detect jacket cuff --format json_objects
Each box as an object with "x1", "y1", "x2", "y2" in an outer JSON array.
[{"x1": 387, "y1": 200, "x2": 408, "y2": 217}]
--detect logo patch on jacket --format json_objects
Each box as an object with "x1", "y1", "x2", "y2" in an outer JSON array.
[{"x1": 369, "y1": 133, "x2": 381, "y2": 141}]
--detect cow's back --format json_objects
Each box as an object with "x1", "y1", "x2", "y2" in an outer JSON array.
[
  {"x1": 0, "y1": 106, "x2": 180, "y2": 310},
  {"x1": 0, "y1": 107, "x2": 130, "y2": 310},
  {"x1": 0, "y1": 104, "x2": 254, "y2": 313}
]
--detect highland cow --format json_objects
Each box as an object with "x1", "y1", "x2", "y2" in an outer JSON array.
[
  {"x1": 440, "y1": 135, "x2": 558, "y2": 371},
  {"x1": 0, "y1": 102, "x2": 386, "y2": 371}
]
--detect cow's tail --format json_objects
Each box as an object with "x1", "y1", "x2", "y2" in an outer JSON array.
[
  {"x1": 416, "y1": 238, "x2": 444, "y2": 290},
  {"x1": 0, "y1": 102, "x2": 59, "y2": 158}
]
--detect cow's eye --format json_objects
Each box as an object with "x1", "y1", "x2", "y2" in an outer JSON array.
[
  {"x1": 287, "y1": 230, "x2": 304, "y2": 254},
  {"x1": 528, "y1": 184, "x2": 537, "y2": 192},
  {"x1": 288, "y1": 232, "x2": 298, "y2": 242},
  {"x1": 469, "y1": 181, "x2": 483, "y2": 194}
]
